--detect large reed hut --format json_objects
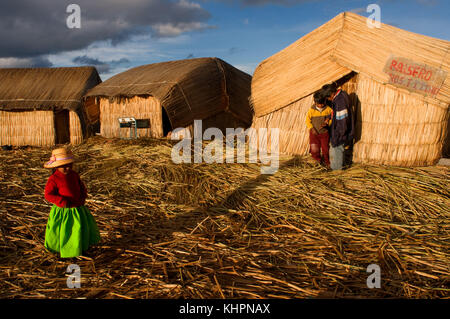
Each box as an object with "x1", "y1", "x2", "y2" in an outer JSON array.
[
  {"x1": 251, "y1": 12, "x2": 450, "y2": 166},
  {"x1": 84, "y1": 57, "x2": 253, "y2": 139},
  {"x1": 0, "y1": 67, "x2": 101, "y2": 147}
]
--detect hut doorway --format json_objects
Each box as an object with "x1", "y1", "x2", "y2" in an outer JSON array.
[
  {"x1": 54, "y1": 110, "x2": 70, "y2": 144},
  {"x1": 162, "y1": 106, "x2": 172, "y2": 137},
  {"x1": 444, "y1": 115, "x2": 450, "y2": 158}
]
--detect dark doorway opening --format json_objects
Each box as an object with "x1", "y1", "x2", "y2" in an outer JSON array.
[
  {"x1": 162, "y1": 106, "x2": 172, "y2": 137},
  {"x1": 54, "y1": 110, "x2": 70, "y2": 144},
  {"x1": 444, "y1": 116, "x2": 450, "y2": 158}
]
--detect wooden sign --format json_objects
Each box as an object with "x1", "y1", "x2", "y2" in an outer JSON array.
[{"x1": 383, "y1": 55, "x2": 447, "y2": 98}]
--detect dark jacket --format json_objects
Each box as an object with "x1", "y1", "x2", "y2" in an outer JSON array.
[{"x1": 330, "y1": 90, "x2": 354, "y2": 147}]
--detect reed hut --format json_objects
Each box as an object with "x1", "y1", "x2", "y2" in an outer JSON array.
[
  {"x1": 0, "y1": 67, "x2": 101, "y2": 147},
  {"x1": 84, "y1": 57, "x2": 253, "y2": 139},
  {"x1": 251, "y1": 12, "x2": 450, "y2": 166}
]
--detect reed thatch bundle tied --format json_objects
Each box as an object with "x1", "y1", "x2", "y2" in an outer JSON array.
[
  {"x1": 85, "y1": 58, "x2": 253, "y2": 138},
  {"x1": 0, "y1": 67, "x2": 102, "y2": 146},
  {"x1": 250, "y1": 12, "x2": 450, "y2": 167}
]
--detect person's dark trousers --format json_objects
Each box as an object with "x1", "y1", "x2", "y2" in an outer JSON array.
[
  {"x1": 344, "y1": 143, "x2": 354, "y2": 167},
  {"x1": 309, "y1": 130, "x2": 330, "y2": 166}
]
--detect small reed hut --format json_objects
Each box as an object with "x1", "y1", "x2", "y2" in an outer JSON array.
[
  {"x1": 251, "y1": 12, "x2": 450, "y2": 166},
  {"x1": 84, "y1": 57, "x2": 253, "y2": 139},
  {"x1": 0, "y1": 67, "x2": 101, "y2": 147}
]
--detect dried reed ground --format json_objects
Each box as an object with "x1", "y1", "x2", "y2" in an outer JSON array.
[{"x1": 0, "y1": 137, "x2": 449, "y2": 299}]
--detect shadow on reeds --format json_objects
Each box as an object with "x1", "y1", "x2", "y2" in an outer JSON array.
[
  {"x1": 94, "y1": 154, "x2": 313, "y2": 255},
  {"x1": 83, "y1": 153, "x2": 322, "y2": 296},
  {"x1": 219, "y1": 155, "x2": 306, "y2": 211}
]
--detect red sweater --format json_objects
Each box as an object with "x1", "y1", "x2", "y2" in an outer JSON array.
[{"x1": 44, "y1": 170, "x2": 87, "y2": 208}]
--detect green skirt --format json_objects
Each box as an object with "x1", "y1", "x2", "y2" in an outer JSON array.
[{"x1": 44, "y1": 205, "x2": 100, "y2": 258}]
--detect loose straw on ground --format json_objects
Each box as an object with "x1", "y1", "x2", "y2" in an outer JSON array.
[{"x1": 0, "y1": 136, "x2": 448, "y2": 298}]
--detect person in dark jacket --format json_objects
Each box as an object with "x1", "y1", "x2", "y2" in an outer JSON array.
[
  {"x1": 306, "y1": 90, "x2": 333, "y2": 167},
  {"x1": 321, "y1": 83, "x2": 354, "y2": 170}
]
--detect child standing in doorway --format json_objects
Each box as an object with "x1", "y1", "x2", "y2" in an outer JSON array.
[
  {"x1": 43, "y1": 148, "x2": 100, "y2": 258},
  {"x1": 306, "y1": 90, "x2": 333, "y2": 168}
]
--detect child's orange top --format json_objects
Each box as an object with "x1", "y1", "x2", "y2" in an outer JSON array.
[
  {"x1": 44, "y1": 170, "x2": 87, "y2": 208},
  {"x1": 306, "y1": 105, "x2": 333, "y2": 134}
]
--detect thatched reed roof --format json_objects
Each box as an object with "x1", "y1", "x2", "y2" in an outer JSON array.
[
  {"x1": 252, "y1": 12, "x2": 450, "y2": 117},
  {"x1": 0, "y1": 67, "x2": 101, "y2": 112},
  {"x1": 85, "y1": 58, "x2": 253, "y2": 129}
]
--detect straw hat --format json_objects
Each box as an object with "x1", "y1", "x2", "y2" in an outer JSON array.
[{"x1": 44, "y1": 148, "x2": 75, "y2": 168}]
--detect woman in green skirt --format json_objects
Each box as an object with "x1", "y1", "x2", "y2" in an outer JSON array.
[{"x1": 43, "y1": 148, "x2": 100, "y2": 258}]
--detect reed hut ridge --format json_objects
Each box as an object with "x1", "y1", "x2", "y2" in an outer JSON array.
[
  {"x1": 0, "y1": 67, "x2": 102, "y2": 147},
  {"x1": 250, "y1": 12, "x2": 450, "y2": 167},
  {"x1": 84, "y1": 57, "x2": 253, "y2": 139}
]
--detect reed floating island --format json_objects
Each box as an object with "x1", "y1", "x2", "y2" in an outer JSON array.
[{"x1": 0, "y1": 137, "x2": 448, "y2": 298}]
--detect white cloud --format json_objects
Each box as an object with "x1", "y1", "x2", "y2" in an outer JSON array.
[
  {"x1": 0, "y1": 56, "x2": 52, "y2": 68},
  {"x1": 350, "y1": 7, "x2": 366, "y2": 14},
  {"x1": 178, "y1": 0, "x2": 203, "y2": 9},
  {"x1": 234, "y1": 63, "x2": 258, "y2": 75},
  {"x1": 152, "y1": 22, "x2": 216, "y2": 37}
]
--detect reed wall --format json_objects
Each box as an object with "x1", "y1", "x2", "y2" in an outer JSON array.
[
  {"x1": 250, "y1": 94, "x2": 313, "y2": 156},
  {"x1": 0, "y1": 110, "x2": 55, "y2": 146},
  {"x1": 353, "y1": 74, "x2": 449, "y2": 166},
  {"x1": 99, "y1": 96, "x2": 163, "y2": 138},
  {"x1": 70, "y1": 111, "x2": 83, "y2": 145},
  {"x1": 171, "y1": 110, "x2": 252, "y2": 141}
]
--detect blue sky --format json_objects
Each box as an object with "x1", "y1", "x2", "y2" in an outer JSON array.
[{"x1": 1, "y1": 0, "x2": 448, "y2": 80}]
